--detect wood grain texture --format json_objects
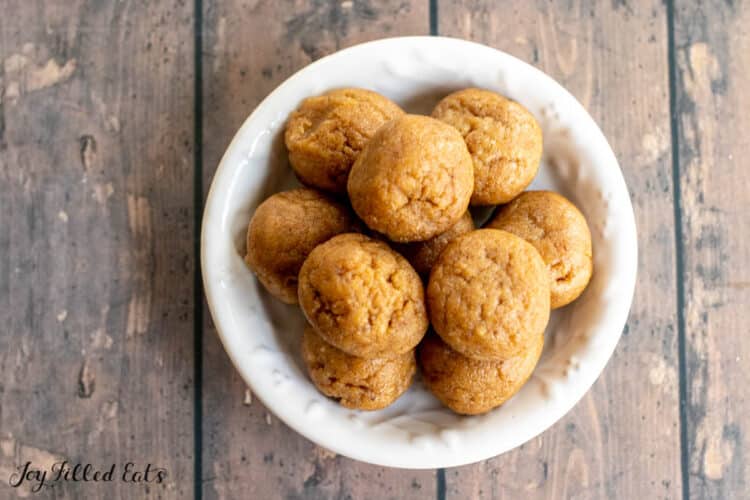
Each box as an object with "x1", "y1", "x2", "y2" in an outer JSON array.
[
  {"x1": 0, "y1": 0, "x2": 195, "y2": 498},
  {"x1": 438, "y1": 1, "x2": 682, "y2": 498},
  {"x1": 3, "y1": 1, "x2": 746, "y2": 498},
  {"x1": 672, "y1": 1, "x2": 750, "y2": 497},
  {"x1": 199, "y1": 2, "x2": 434, "y2": 499}
]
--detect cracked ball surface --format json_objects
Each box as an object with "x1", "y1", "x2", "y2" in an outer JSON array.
[
  {"x1": 427, "y1": 229, "x2": 550, "y2": 360},
  {"x1": 285, "y1": 88, "x2": 404, "y2": 193},
  {"x1": 418, "y1": 332, "x2": 543, "y2": 415},
  {"x1": 432, "y1": 88, "x2": 542, "y2": 205},
  {"x1": 347, "y1": 114, "x2": 474, "y2": 242},
  {"x1": 245, "y1": 188, "x2": 358, "y2": 304},
  {"x1": 302, "y1": 326, "x2": 416, "y2": 410},
  {"x1": 298, "y1": 233, "x2": 428, "y2": 358},
  {"x1": 487, "y1": 191, "x2": 593, "y2": 309}
]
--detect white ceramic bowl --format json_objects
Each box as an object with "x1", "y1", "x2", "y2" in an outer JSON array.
[{"x1": 202, "y1": 36, "x2": 637, "y2": 469}]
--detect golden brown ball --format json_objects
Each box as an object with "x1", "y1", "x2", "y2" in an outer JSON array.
[
  {"x1": 432, "y1": 88, "x2": 542, "y2": 205},
  {"x1": 285, "y1": 88, "x2": 404, "y2": 193},
  {"x1": 487, "y1": 191, "x2": 593, "y2": 308},
  {"x1": 244, "y1": 188, "x2": 358, "y2": 304},
  {"x1": 427, "y1": 229, "x2": 550, "y2": 360},
  {"x1": 298, "y1": 233, "x2": 428, "y2": 358},
  {"x1": 394, "y1": 211, "x2": 475, "y2": 276},
  {"x1": 347, "y1": 114, "x2": 474, "y2": 242},
  {"x1": 302, "y1": 326, "x2": 416, "y2": 410},
  {"x1": 419, "y1": 333, "x2": 543, "y2": 415}
]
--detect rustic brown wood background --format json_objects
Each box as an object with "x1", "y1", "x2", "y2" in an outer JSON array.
[{"x1": 1, "y1": 0, "x2": 748, "y2": 498}]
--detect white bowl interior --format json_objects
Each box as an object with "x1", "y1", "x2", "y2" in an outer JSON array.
[{"x1": 201, "y1": 37, "x2": 637, "y2": 469}]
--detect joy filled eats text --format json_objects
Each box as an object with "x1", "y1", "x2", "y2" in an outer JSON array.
[{"x1": 8, "y1": 461, "x2": 167, "y2": 493}]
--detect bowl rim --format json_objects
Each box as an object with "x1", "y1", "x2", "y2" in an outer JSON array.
[{"x1": 201, "y1": 35, "x2": 638, "y2": 469}]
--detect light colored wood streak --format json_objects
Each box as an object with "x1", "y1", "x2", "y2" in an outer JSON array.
[
  {"x1": 200, "y1": 1, "x2": 435, "y2": 499},
  {"x1": 438, "y1": 1, "x2": 681, "y2": 498},
  {"x1": 673, "y1": 1, "x2": 750, "y2": 497},
  {"x1": 0, "y1": 0, "x2": 196, "y2": 498}
]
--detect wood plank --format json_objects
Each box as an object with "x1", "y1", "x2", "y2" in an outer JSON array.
[
  {"x1": 672, "y1": 1, "x2": 750, "y2": 497},
  {"x1": 199, "y1": 2, "x2": 435, "y2": 499},
  {"x1": 0, "y1": 0, "x2": 195, "y2": 498},
  {"x1": 438, "y1": 1, "x2": 682, "y2": 498}
]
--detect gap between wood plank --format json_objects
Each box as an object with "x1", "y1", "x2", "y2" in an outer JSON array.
[
  {"x1": 193, "y1": 0, "x2": 205, "y2": 498},
  {"x1": 430, "y1": 0, "x2": 438, "y2": 36},
  {"x1": 436, "y1": 468, "x2": 446, "y2": 500},
  {"x1": 430, "y1": 2, "x2": 445, "y2": 499},
  {"x1": 665, "y1": 1, "x2": 690, "y2": 500}
]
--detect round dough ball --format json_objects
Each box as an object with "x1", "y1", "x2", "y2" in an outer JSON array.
[
  {"x1": 487, "y1": 191, "x2": 593, "y2": 309},
  {"x1": 432, "y1": 88, "x2": 542, "y2": 205},
  {"x1": 427, "y1": 229, "x2": 550, "y2": 360},
  {"x1": 298, "y1": 233, "x2": 428, "y2": 357},
  {"x1": 347, "y1": 114, "x2": 474, "y2": 242},
  {"x1": 285, "y1": 88, "x2": 404, "y2": 193},
  {"x1": 419, "y1": 333, "x2": 543, "y2": 415},
  {"x1": 394, "y1": 212, "x2": 475, "y2": 276},
  {"x1": 245, "y1": 188, "x2": 358, "y2": 304},
  {"x1": 302, "y1": 326, "x2": 415, "y2": 410}
]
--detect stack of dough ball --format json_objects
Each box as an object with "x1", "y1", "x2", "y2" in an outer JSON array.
[
  {"x1": 244, "y1": 188, "x2": 359, "y2": 304},
  {"x1": 432, "y1": 88, "x2": 543, "y2": 205},
  {"x1": 487, "y1": 191, "x2": 593, "y2": 309},
  {"x1": 285, "y1": 88, "x2": 404, "y2": 193},
  {"x1": 243, "y1": 86, "x2": 593, "y2": 415},
  {"x1": 421, "y1": 229, "x2": 550, "y2": 414},
  {"x1": 297, "y1": 233, "x2": 427, "y2": 409},
  {"x1": 347, "y1": 114, "x2": 474, "y2": 242}
]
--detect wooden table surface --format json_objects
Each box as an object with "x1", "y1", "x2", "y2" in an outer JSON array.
[{"x1": 1, "y1": 1, "x2": 748, "y2": 498}]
